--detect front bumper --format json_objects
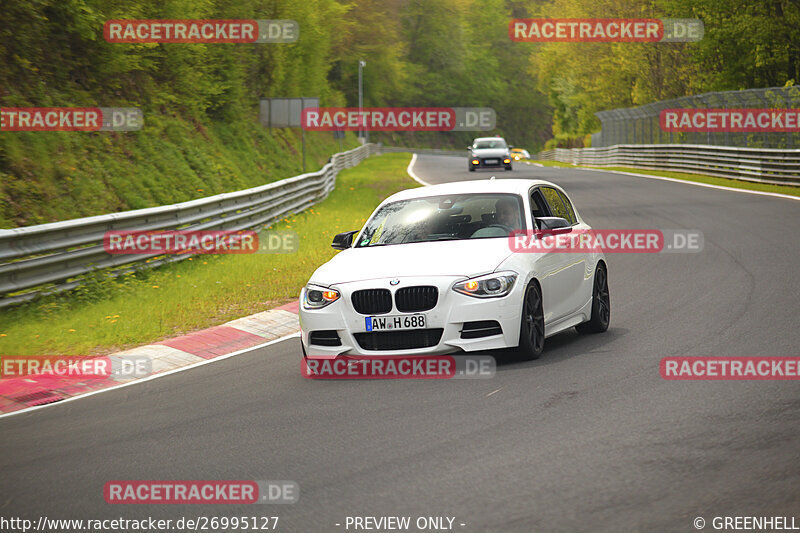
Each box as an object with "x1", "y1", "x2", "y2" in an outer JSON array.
[
  {"x1": 470, "y1": 156, "x2": 510, "y2": 168},
  {"x1": 299, "y1": 275, "x2": 524, "y2": 357}
]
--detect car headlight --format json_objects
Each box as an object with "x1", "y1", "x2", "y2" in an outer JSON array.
[
  {"x1": 303, "y1": 284, "x2": 340, "y2": 309},
  {"x1": 453, "y1": 272, "x2": 518, "y2": 298}
]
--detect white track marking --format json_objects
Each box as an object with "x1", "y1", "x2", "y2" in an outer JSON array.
[
  {"x1": 406, "y1": 153, "x2": 432, "y2": 186},
  {"x1": 574, "y1": 167, "x2": 799, "y2": 202}
]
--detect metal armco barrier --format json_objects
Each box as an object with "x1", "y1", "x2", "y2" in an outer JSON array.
[
  {"x1": 0, "y1": 144, "x2": 378, "y2": 308},
  {"x1": 537, "y1": 144, "x2": 800, "y2": 185}
]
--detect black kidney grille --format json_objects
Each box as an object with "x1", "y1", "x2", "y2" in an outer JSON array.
[
  {"x1": 353, "y1": 329, "x2": 444, "y2": 351},
  {"x1": 351, "y1": 289, "x2": 392, "y2": 315},
  {"x1": 395, "y1": 285, "x2": 438, "y2": 312}
]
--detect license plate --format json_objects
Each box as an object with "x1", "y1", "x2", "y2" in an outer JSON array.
[
  {"x1": 365, "y1": 314, "x2": 426, "y2": 332},
  {"x1": 484, "y1": 159, "x2": 498, "y2": 164}
]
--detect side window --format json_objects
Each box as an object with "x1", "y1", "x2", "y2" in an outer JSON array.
[
  {"x1": 557, "y1": 190, "x2": 577, "y2": 224},
  {"x1": 541, "y1": 187, "x2": 570, "y2": 221},
  {"x1": 530, "y1": 189, "x2": 549, "y2": 221}
]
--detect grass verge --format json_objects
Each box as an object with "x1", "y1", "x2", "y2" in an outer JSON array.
[
  {"x1": 0, "y1": 123, "x2": 359, "y2": 228},
  {"x1": 0, "y1": 153, "x2": 416, "y2": 356},
  {"x1": 528, "y1": 160, "x2": 800, "y2": 197}
]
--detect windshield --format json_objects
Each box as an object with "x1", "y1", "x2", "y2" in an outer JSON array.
[
  {"x1": 355, "y1": 193, "x2": 525, "y2": 247},
  {"x1": 474, "y1": 139, "x2": 507, "y2": 149}
]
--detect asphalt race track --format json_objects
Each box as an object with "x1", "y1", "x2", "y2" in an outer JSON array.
[{"x1": 2, "y1": 154, "x2": 799, "y2": 532}]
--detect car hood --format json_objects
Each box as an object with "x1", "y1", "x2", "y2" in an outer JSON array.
[
  {"x1": 310, "y1": 239, "x2": 515, "y2": 285},
  {"x1": 472, "y1": 148, "x2": 509, "y2": 158}
]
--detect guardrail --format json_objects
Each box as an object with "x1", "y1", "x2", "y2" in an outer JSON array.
[
  {"x1": 537, "y1": 144, "x2": 800, "y2": 186},
  {"x1": 0, "y1": 143, "x2": 378, "y2": 308}
]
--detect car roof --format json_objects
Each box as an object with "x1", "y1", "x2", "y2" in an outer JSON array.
[
  {"x1": 473, "y1": 136, "x2": 506, "y2": 143},
  {"x1": 383, "y1": 178, "x2": 557, "y2": 203}
]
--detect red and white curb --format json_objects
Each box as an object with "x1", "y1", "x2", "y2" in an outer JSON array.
[{"x1": 0, "y1": 301, "x2": 301, "y2": 417}]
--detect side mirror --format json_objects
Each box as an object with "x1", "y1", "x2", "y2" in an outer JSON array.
[
  {"x1": 332, "y1": 230, "x2": 358, "y2": 250},
  {"x1": 535, "y1": 217, "x2": 573, "y2": 236}
]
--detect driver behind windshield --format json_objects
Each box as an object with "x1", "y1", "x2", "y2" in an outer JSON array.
[
  {"x1": 494, "y1": 197, "x2": 521, "y2": 230},
  {"x1": 468, "y1": 197, "x2": 522, "y2": 238}
]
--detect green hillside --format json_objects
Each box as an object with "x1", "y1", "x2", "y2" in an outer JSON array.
[{"x1": 2, "y1": 0, "x2": 796, "y2": 226}]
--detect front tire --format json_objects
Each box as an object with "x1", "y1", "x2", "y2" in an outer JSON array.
[
  {"x1": 515, "y1": 281, "x2": 545, "y2": 360},
  {"x1": 504, "y1": 165, "x2": 513, "y2": 171},
  {"x1": 576, "y1": 263, "x2": 610, "y2": 334}
]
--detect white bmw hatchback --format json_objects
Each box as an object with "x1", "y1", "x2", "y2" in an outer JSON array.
[{"x1": 299, "y1": 178, "x2": 610, "y2": 361}]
